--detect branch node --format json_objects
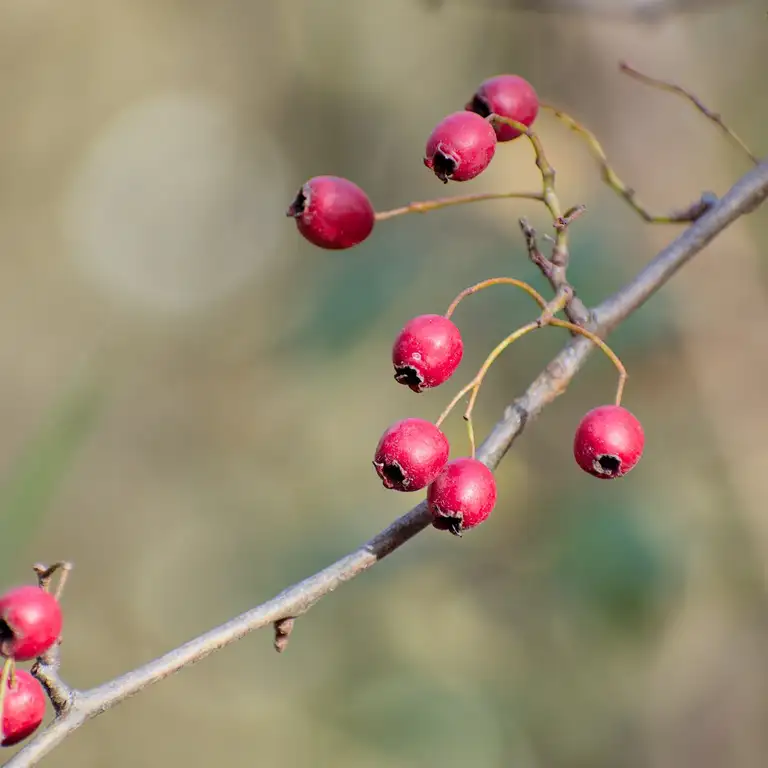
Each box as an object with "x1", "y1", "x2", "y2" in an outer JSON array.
[{"x1": 31, "y1": 649, "x2": 74, "y2": 716}]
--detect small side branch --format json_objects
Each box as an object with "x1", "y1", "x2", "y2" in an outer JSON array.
[
  {"x1": 619, "y1": 60, "x2": 759, "y2": 166},
  {"x1": 519, "y1": 218, "x2": 590, "y2": 327}
]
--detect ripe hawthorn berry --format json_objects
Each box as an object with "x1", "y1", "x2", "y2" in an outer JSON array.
[
  {"x1": 373, "y1": 418, "x2": 449, "y2": 492},
  {"x1": 423, "y1": 111, "x2": 497, "y2": 183},
  {"x1": 466, "y1": 74, "x2": 539, "y2": 142},
  {"x1": 1, "y1": 669, "x2": 46, "y2": 747},
  {"x1": 428, "y1": 457, "x2": 497, "y2": 536},
  {"x1": 573, "y1": 405, "x2": 644, "y2": 479},
  {"x1": 286, "y1": 175, "x2": 375, "y2": 250},
  {"x1": 392, "y1": 314, "x2": 463, "y2": 393},
  {"x1": 0, "y1": 586, "x2": 62, "y2": 662}
]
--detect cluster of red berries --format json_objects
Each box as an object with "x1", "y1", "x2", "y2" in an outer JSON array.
[
  {"x1": 287, "y1": 73, "x2": 646, "y2": 535},
  {"x1": 374, "y1": 314, "x2": 495, "y2": 536},
  {"x1": 0, "y1": 585, "x2": 63, "y2": 746},
  {"x1": 286, "y1": 74, "x2": 539, "y2": 250}
]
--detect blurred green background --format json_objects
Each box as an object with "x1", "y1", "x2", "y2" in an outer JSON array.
[{"x1": 1, "y1": 1, "x2": 767, "y2": 766}]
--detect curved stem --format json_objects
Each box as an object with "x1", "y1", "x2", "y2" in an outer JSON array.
[
  {"x1": 444, "y1": 277, "x2": 547, "y2": 320},
  {"x1": 548, "y1": 319, "x2": 627, "y2": 405},
  {"x1": 464, "y1": 322, "x2": 540, "y2": 422},
  {"x1": 435, "y1": 380, "x2": 475, "y2": 429},
  {"x1": 489, "y1": 115, "x2": 569, "y2": 262}
]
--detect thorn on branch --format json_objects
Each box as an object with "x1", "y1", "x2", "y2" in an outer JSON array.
[{"x1": 273, "y1": 618, "x2": 295, "y2": 653}]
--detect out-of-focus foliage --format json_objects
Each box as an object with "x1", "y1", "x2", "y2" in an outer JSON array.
[{"x1": 0, "y1": 0, "x2": 766, "y2": 765}]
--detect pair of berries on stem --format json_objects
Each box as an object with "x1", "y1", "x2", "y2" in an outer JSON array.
[
  {"x1": 286, "y1": 74, "x2": 539, "y2": 250},
  {"x1": 0, "y1": 570, "x2": 66, "y2": 747},
  {"x1": 374, "y1": 277, "x2": 644, "y2": 537}
]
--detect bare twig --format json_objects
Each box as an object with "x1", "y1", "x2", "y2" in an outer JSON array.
[
  {"x1": 7, "y1": 161, "x2": 768, "y2": 767},
  {"x1": 618, "y1": 61, "x2": 759, "y2": 166},
  {"x1": 542, "y1": 102, "x2": 724, "y2": 224}
]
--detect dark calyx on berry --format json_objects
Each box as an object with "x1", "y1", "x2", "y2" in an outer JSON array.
[
  {"x1": 286, "y1": 188, "x2": 307, "y2": 218},
  {"x1": 0, "y1": 620, "x2": 14, "y2": 657},
  {"x1": 393, "y1": 365, "x2": 423, "y2": 392},
  {"x1": 594, "y1": 454, "x2": 621, "y2": 476},
  {"x1": 430, "y1": 152, "x2": 457, "y2": 184},
  {"x1": 377, "y1": 461, "x2": 406, "y2": 489},
  {"x1": 467, "y1": 94, "x2": 491, "y2": 119},
  {"x1": 432, "y1": 512, "x2": 464, "y2": 537}
]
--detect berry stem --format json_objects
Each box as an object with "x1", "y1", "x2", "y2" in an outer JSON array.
[
  {"x1": 435, "y1": 320, "x2": 540, "y2": 455},
  {"x1": 618, "y1": 61, "x2": 758, "y2": 166},
  {"x1": 373, "y1": 190, "x2": 544, "y2": 221},
  {"x1": 463, "y1": 321, "x2": 540, "y2": 422},
  {"x1": 548, "y1": 318, "x2": 627, "y2": 405},
  {"x1": 437, "y1": 288, "x2": 628, "y2": 448},
  {"x1": 466, "y1": 416, "x2": 477, "y2": 460},
  {"x1": 540, "y1": 103, "x2": 669, "y2": 223},
  {"x1": 540, "y1": 103, "x2": 718, "y2": 225},
  {"x1": 489, "y1": 114, "x2": 573, "y2": 266},
  {"x1": 444, "y1": 277, "x2": 547, "y2": 320},
  {"x1": 435, "y1": 379, "x2": 476, "y2": 430}
]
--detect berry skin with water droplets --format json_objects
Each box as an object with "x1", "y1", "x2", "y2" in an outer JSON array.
[
  {"x1": 0, "y1": 586, "x2": 62, "y2": 662},
  {"x1": 428, "y1": 457, "x2": 497, "y2": 536},
  {"x1": 392, "y1": 314, "x2": 463, "y2": 393},
  {"x1": 423, "y1": 112, "x2": 497, "y2": 183},
  {"x1": 573, "y1": 405, "x2": 645, "y2": 479},
  {"x1": 466, "y1": 74, "x2": 539, "y2": 142},
  {"x1": 373, "y1": 418, "x2": 450, "y2": 492},
  {"x1": 1, "y1": 669, "x2": 46, "y2": 747},
  {"x1": 286, "y1": 176, "x2": 375, "y2": 250}
]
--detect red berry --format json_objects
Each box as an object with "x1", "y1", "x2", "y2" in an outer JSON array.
[
  {"x1": 1, "y1": 669, "x2": 46, "y2": 746},
  {"x1": 423, "y1": 112, "x2": 497, "y2": 183},
  {"x1": 392, "y1": 314, "x2": 463, "y2": 393},
  {"x1": 373, "y1": 418, "x2": 449, "y2": 492},
  {"x1": 466, "y1": 74, "x2": 539, "y2": 142},
  {"x1": 286, "y1": 175, "x2": 375, "y2": 250},
  {"x1": 428, "y1": 457, "x2": 497, "y2": 536},
  {"x1": 573, "y1": 405, "x2": 644, "y2": 479},
  {"x1": 0, "y1": 586, "x2": 62, "y2": 662}
]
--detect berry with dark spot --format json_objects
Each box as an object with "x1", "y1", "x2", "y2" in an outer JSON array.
[
  {"x1": 0, "y1": 586, "x2": 63, "y2": 662},
  {"x1": 286, "y1": 176, "x2": 375, "y2": 250},
  {"x1": 392, "y1": 314, "x2": 463, "y2": 393},
  {"x1": 0, "y1": 669, "x2": 46, "y2": 746},
  {"x1": 428, "y1": 457, "x2": 497, "y2": 536},
  {"x1": 466, "y1": 74, "x2": 539, "y2": 142},
  {"x1": 423, "y1": 112, "x2": 497, "y2": 183},
  {"x1": 573, "y1": 405, "x2": 644, "y2": 479},
  {"x1": 373, "y1": 418, "x2": 449, "y2": 492}
]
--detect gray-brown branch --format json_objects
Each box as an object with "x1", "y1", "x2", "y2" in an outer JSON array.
[{"x1": 7, "y1": 159, "x2": 768, "y2": 767}]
